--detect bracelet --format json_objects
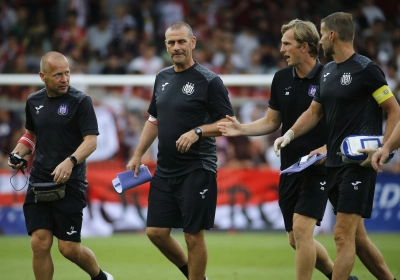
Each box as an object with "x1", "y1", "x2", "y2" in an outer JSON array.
[{"x1": 18, "y1": 133, "x2": 35, "y2": 151}]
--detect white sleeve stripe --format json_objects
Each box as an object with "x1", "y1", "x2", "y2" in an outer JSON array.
[{"x1": 21, "y1": 137, "x2": 35, "y2": 148}]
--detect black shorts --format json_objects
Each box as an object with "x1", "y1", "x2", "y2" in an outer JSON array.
[
  {"x1": 327, "y1": 165, "x2": 376, "y2": 218},
  {"x1": 279, "y1": 165, "x2": 328, "y2": 232},
  {"x1": 23, "y1": 185, "x2": 86, "y2": 242},
  {"x1": 147, "y1": 168, "x2": 217, "y2": 233}
]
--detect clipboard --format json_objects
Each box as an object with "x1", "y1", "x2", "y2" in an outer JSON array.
[
  {"x1": 280, "y1": 154, "x2": 326, "y2": 175},
  {"x1": 112, "y1": 165, "x2": 152, "y2": 193}
]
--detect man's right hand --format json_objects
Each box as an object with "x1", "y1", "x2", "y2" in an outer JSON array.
[
  {"x1": 273, "y1": 130, "x2": 294, "y2": 156},
  {"x1": 126, "y1": 156, "x2": 142, "y2": 178},
  {"x1": 371, "y1": 147, "x2": 390, "y2": 173},
  {"x1": 217, "y1": 115, "x2": 242, "y2": 137},
  {"x1": 6, "y1": 151, "x2": 26, "y2": 169}
]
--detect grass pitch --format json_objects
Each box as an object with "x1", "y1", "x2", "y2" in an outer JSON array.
[{"x1": 0, "y1": 232, "x2": 399, "y2": 279}]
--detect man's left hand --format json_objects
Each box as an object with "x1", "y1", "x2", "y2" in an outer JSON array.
[
  {"x1": 176, "y1": 130, "x2": 199, "y2": 153},
  {"x1": 51, "y1": 159, "x2": 73, "y2": 184},
  {"x1": 309, "y1": 145, "x2": 327, "y2": 165}
]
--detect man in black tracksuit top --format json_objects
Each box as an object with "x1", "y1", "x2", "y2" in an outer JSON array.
[
  {"x1": 274, "y1": 13, "x2": 398, "y2": 280},
  {"x1": 218, "y1": 19, "x2": 344, "y2": 280},
  {"x1": 126, "y1": 21, "x2": 234, "y2": 280}
]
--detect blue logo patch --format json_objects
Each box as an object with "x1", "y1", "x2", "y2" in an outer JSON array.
[
  {"x1": 58, "y1": 104, "x2": 69, "y2": 115},
  {"x1": 308, "y1": 85, "x2": 318, "y2": 97}
]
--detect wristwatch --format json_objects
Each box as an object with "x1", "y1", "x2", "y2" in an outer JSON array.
[
  {"x1": 68, "y1": 155, "x2": 78, "y2": 166},
  {"x1": 194, "y1": 127, "x2": 202, "y2": 138}
]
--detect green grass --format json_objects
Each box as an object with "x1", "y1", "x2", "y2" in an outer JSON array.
[{"x1": 0, "y1": 232, "x2": 399, "y2": 279}]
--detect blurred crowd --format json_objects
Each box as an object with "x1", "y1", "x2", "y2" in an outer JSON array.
[{"x1": 1, "y1": 0, "x2": 400, "y2": 173}]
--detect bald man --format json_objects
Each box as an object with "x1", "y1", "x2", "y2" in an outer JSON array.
[{"x1": 8, "y1": 51, "x2": 113, "y2": 280}]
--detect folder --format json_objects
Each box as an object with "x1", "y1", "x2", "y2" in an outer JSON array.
[
  {"x1": 280, "y1": 154, "x2": 327, "y2": 175},
  {"x1": 112, "y1": 165, "x2": 152, "y2": 193}
]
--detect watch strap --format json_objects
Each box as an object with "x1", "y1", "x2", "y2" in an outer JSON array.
[
  {"x1": 69, "y1": 155, "x2": 78, "y2": 166},
  {"x1": 194, "y1": 127, "x2": 202, "y2": 137}
]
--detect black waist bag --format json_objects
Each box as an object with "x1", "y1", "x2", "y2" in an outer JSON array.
[{"x1": 31, "y1": 182, "x2": 66, "y2": 202}]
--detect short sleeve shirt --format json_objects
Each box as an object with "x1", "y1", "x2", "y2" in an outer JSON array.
[
  {"x1": 314, "y1": 53, "x2": 386, "y2": 167},
  {"x1": 25, "y1": 86, "x2": 99, "y2": 191},
  {"x1": 269, "y1": 62, "x2": 327, "y2": 170},
  {"x1": 148, "y1": 62, "x2": 234, "y2": 177}
]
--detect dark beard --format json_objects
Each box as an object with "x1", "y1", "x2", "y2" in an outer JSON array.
[{"x1": 323, "y1": 44, "x2": 334, "y2": 60}]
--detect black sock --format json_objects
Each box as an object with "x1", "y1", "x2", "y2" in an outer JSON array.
[
  {"x1": 325, "y1": 272, "x2": 332, "y2": 279},
  {"x1": 91, "y1": 269, "x2": 107, "y2": 280},
  {"x1": 179, "y1": 263, "x2": 189, "y2": 279}
]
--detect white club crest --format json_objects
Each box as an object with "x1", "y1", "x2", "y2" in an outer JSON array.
[
  {"x1": 162, "y1": 82, "x2": 169, "y2": 90},
  {"x1": 35, "y1": 105, "x2": 44, "y2": 114},
  {"x1": 182, "y1": 82, "x2": 195, "y2": 95},
  {"x1": 340, "y1": 73, "x2": 352, "y2": 85}
]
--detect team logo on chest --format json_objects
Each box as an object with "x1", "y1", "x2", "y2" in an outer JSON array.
[
  {"x1": 340, "y1": 73, "x2": 352, "y2": 85},
  {"x1": 308, "y1": 84, "x2": 318, "y2": 97},
  {"x1": 182, "y1": 82, "x2": 195, "y2": 95},
  {"x1": 35, "y1": 105, "x2": 44, "y2": 114},
  {"x1": 162, "y1": 82, "x2": 169, "y2": 90},
  {"x1": 58, "y1": 104, "x2": 70, "y2": 115}
]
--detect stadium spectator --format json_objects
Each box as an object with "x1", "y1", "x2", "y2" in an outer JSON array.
[
  {"x1": 361, "y1": 0, "x2": 386, "y2": 27},
  {"x1": 218, "y1": 19, "x2": 343, "y2": 280},
  {"x1": 246, "y1": 48, "x2": 268, "y2": 75},
  {"x1": 192, "y1": 47, "x2": 213, "y2": 70},
  {"x1": 133, "y1": 0, "x2": 157, "y2": 43},
  {"x1": 86, "y1": 50, "x2": 105, "y2": 74},
  {"x1": 362, "y1": 19, "x2": 393, "y2": 66},
  {"x1": 8, "y1": 6, "x2": 29, "y2": 42},
  {"x1": 66, "y1": 0, "x2": 88, "y2": 28},
  {"x1": 126, "y1": 21, "x2": 234, "y2": 280},
  {"x1": 127, "y1": 42, "x2": 164, "y2": 75},
  {"x1": 25, "y1": 8, "x2": 52, "y2": 54},
  {"x1": 0, "y1": 108, "x2": 22, "y2": 153},
  {"x1": 108, "y1": 3, "x2": 137, "y2": 41},
  {"x1": 273, "y1": 12, "x2": 398, "y2": 280},
  {"x1": 7, "y1": 51, "x2": 113, "y2": 280},
  {"x1": 0, "y1": 0, "x2": 17, "y2": 35},
  {"x1": 86, "y1": 97, "x2": 119, "y2": 163},
  {"x1": 155, "y1": 0, "x2": 186, "y2": 37},
  {"x1": 3, "y1": 52, "x2": 27, "y2": 74},
  {"x1": 121, "y1": 111, "x2": 145, "y2": 162},
  {"x1": 26, "y1": 44, "x2": 44, "y2": 73},
  {"x1": 0, "y1": 35, "x2": 24, "y2": 73},
  {"x1": 211, "y1": 31, "x2": 246, "y2": 73},
  {"x1": 101, "y1": 54, "x2": 126, "y2": 75},
  {"x1": 87, "y1": 15, "x2": 112, "y2": 58},
  {"x1": 108, "y1": 26, "x2": 140, "y2": 64},
  {"x1": 385, "y1": 62, "x2": 399, "y2": 92},
  {"x1": 316, "y1": 0, "x2": 344, "y2": 18},
  {"x1": 234, "y1": 26, "x2": 260, "y2": 71},
  {"x1": 52, "y1": 9, "x2": 87, "y2": 54}
]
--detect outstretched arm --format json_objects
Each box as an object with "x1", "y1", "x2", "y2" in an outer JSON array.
[{"x1": 217, "y1": 108, "x2": 282, "y2": 137}]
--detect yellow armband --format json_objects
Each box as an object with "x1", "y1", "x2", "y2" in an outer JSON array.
[{"x1": 372, "y1": 85, "x2": 393, "y2": 104}]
